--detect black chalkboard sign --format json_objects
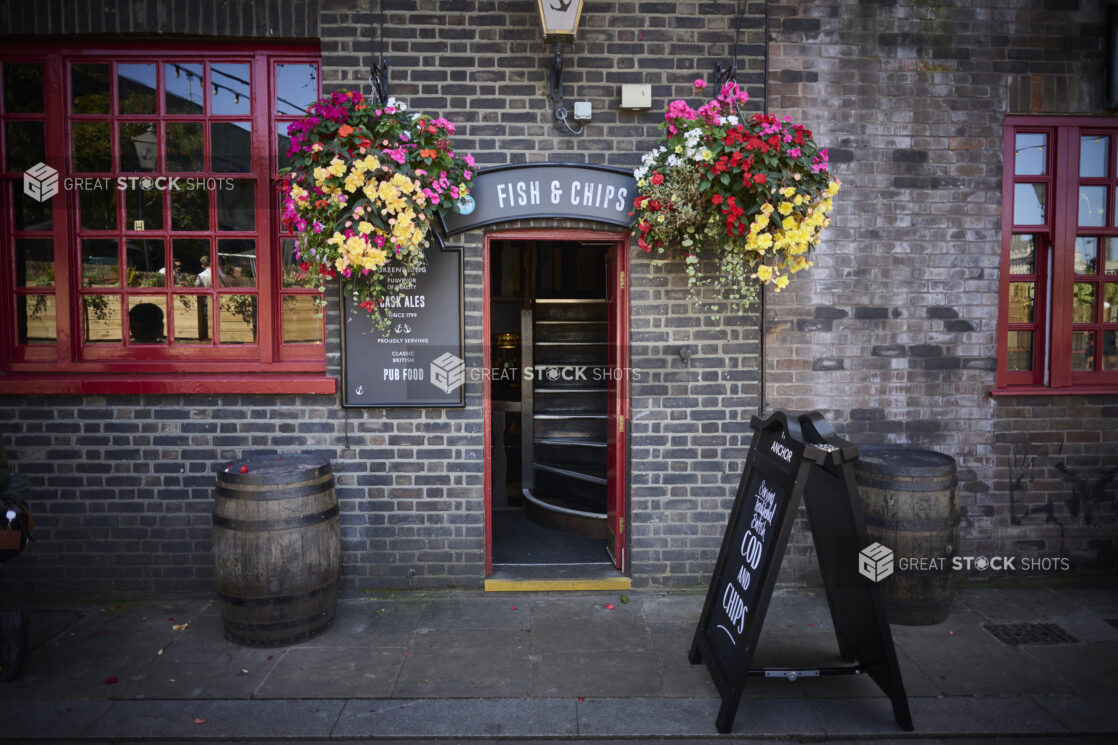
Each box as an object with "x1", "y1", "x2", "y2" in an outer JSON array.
[
  {"x1": 341, "y1": 244, "x2": 464, "y2": 408},
  {"x1": 689, "y1": 410, "x2": 913, "y2": 734}
]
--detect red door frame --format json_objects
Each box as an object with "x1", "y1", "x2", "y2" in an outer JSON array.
[{"x1": 482, "y1": 228, "x2": 631, "y2": 576}]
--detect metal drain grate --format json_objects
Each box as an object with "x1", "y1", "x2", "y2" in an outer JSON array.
[{"x1": 984, "y1": 622, "x2": 1079, "y2": 646}]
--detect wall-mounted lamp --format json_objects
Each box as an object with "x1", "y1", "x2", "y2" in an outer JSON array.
[{"x1": 536, "y1": 0, "x2": 586, "y2": 135}]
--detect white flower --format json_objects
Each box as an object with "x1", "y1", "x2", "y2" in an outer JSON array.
[{"x1": 666, "y1": 155, "x2": 683, "y2": 167}]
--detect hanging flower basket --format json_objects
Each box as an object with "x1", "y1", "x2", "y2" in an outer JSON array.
[
  {"x1": 281, "y1": 91, "x2": 475, "y2": 332},
  {"x1": 632, "y1": 80, "x2": 840, "y2": 306}
]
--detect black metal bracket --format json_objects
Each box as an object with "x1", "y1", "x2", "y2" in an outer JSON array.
[
  {"x1": 713, "y1": 61, "x2": 736, "y2": 92},
  {"x1": 548, "y1": 43, "x2": 565, "y2": 105},
  {"x1": 371, "y1": 58, "x2": 390, "y2": 105}
]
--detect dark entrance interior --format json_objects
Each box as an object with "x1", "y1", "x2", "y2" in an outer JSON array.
[{"x1": 489, "y1": 238, "x2": 618, "y2": 576}]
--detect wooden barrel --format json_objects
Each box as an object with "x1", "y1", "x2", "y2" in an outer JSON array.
[
  {"x1": 212, "y1": 454, "x2": 340, "y2": 647},
  {"x1": 854, "y1": 445, "x2": 958, "y2": 626}
]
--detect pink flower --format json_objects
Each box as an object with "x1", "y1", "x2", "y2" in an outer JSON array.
[{"x1": 694, "y1": 79, "x2": 707, "y2": 89}]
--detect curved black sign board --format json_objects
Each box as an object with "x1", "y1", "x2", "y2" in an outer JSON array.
[
  {"x1": 689, "y1": 410, "x2": 913, "y2": 734},
  {"x1": 340, "y1": 244, "x2": 464, "y2": 408},
  {"x1": 440, "y1": 163, "x2": 636, "y2": 235}
]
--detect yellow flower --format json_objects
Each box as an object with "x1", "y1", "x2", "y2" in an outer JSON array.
[
  {"x1": 780, "y1": 186, "x2": 796, "y2": 198},
  {"x1": 328, "y1": 158, "x2": 346, "y2": 177},
  {"x1": 774, "y1": 275, "x2": 789, "y2": 290},
  {"x1": 357, "y1": 221, "x2": 374, "y2": 234},
  {"x1": 778, "y1": 201, "x2": 793, "y2": 216},
  {"x1": 755, "y1": 264, "x2": 773, "y2": 282}
]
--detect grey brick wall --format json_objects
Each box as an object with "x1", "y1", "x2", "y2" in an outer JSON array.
[{"x1": 766, "y1": 0, "x2": 1117, "y2": 578}]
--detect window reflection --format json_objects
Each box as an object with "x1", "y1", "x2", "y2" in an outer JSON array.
[
  {"x1": 1072, "y1": 283, "x2": 1096, "y2": 323},
  {"x1": 1006, "y1": 330, "x2": 1033, "y2": 372},
  {"x1": 210, "y1": 63, "x2": 250, "y2": 115},
  {"x1": 126, "y1": 239, "x2": 167, "y2": 287},
  {"x1": 219, "y1": 295, "x2": 257, "y2": 344},
  {"x1": 117, "y1": 63, "x2": 157, "y2": 114},
  {"x1": 172, "y1": 239, "x2": 209, "y2": 286},
  {"x1": 124, "y1": 185, "x2": 164, "y2": 231},
  {"x1": 275, "y1": 63, "x2": 318, "y2": 114},
  {"x1": 211, "y1": 121, "x2": 252, "y2": 172},
  {"x1": 1010, "y1": 234, "x2": 1036, "y2": 275},
  {"x1": 83, "y1": 294, "x2": 121, "y2": 343},
  {"x1": 4, "y1": 62, "x2": 44, "y2": 113},
  {"x1": 1013, "y1": 183, "x2": 1045, "y2": 225},
  {"x1": 15, "y1": 239, "x2": 54, "y2": 288},
  {"x1": 1015, "y1": 133, "x2": 1047, "y2": 175},
  {"x1": 170, "y1": 184, "x2": 209, "y2": 231},
  {"x1": 82, "y1": 239, "x2": 120, "y2": 287},
  {"x1": 1103, "y1": 331, "x2": 1117, "y2": 371},
  {"x1": 173, "y1": 295, "x2": 211, "y2": 343},
  {"x1": 1071, "y1": 331, "x2": 1096, "y2": 371},
  {"x1": 1080, "y1": 135, "x2": 1109, "y2": 178},
  {"x1": 18, "y1": 294, "x2": 56, "y2": 344},
  {"x1": 1074, "y1": 237, "x2": 1098, "y2": 274},
  {"x1": 282, "y1": 295, "x2": 323, "y2": 344},
  {"x1": 217, "y1": 180, "x2": 255, "y2": 231},
  {"x1": 1078, "y1": 186, "x2": 1105, "y2": 227},
  {"x1": 218, "y1": 239, "x2": 256, "y2": 287},
  {"x1": 80, "y1": 188, "x2": 118, "y2": 231},
  {"x1": 1109, "y1": 239, "x2": 1118, "y2": 275},
  {"x1": 5, "y1": 121, "x2": 45, "y2": 173},
  {"x1": 1008, "y1": 282, "x2": 1035, "y2": 323},
  {"x1": 127, "y1": 296, "x2": 166, "y2": 344},
  {"x1": 165, "y1": 62, "x2": 204, "y2": 114},
  {"x1": 120, "y1": 122, "x2": 159, "y2": 172},
  {"x1": 281, "y1": 237, "x2": 319, "y2": 288},
  {"x1": 72, "y1": 63, "x2": 110, "y2": 113},
  {"x1": 1105, "y1": 283, "x2": 1117, "y2": 323},
  {"x1": 72, "y1": 121, "x2": 112, "y2": 172},
  {"x1": 167, "y1": 122, "x2": 204, "y2": 171}
]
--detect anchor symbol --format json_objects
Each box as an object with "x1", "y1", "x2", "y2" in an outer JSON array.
[
  {"x1": 355, "y1": 385, "x2": 365, "y2": 395},
  {"x1": 551, "y1": 0, "x2": 572, "y2": 11},
  {"x1": 395, "y1": 323, "x2": 412, "y2": 334}
]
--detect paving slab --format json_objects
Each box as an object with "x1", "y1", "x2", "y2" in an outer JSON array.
[
  {"x1": 416, "y1": 595, "x2": 535, "y2": 631},
  {"x1": 529, "y1": 647, "x2": 663, "y2": 697},
  {"x1": 393, "y1": 627, "x2": 531, "y2": 697},
  {"x1": 83, "y1": 699, "x2": 345, "y2": 739},
  {"x1": 256, "y1": 645, "x2": 405, "y2": 698},
  {"x1": 889, "y1": 608, "x2": 1076, "y2": 696},
  {"x1": 1022, "y1": 641, "x2": 1118, "y2": 696},
  {"x1": 576, "y1": 696, "x2": 824, "y2": 737},
  {"x1": 128, "y1": 625, "x2": 284, "y2": 699},
  {"x1": 0, "y1": 699, "x2": 114, "y2": 740},
  {"x1": 958, "y1": 588, "x2": 1069, "y2": 623},
  {"x1": 810, "y1": 695, "x2": 1069, "y2": 736},
  {"x1": 293, "y1": 597, "x2": 427, "y2": 648},
  {"x1": 333, "y1": 698, "x2": 577, "y2": 738},
  {"x1": 530, "y1": 597, "x2": 651, "y2": 654},
  {"x1": 1031, "y1": 694, "x2": 1118, "y2": 734}
]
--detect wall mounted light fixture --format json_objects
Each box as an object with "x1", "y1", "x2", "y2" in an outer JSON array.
[{"x1": 536, "y1": 0, "x2": 586, "y2": 135}]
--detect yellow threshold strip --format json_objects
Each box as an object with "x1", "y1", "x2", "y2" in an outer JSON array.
[{"x1": 485, "y1": 577, "x2": 632, "y2": 592}]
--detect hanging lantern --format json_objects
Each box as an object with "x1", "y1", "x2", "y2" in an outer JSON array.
[{"x1": 535, "y1": 0, "x2": 584, "y2": 42}]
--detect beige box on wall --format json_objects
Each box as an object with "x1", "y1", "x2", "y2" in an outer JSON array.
[{"x1": 620, "y1": 83, "x2": 652, "y2": 111}]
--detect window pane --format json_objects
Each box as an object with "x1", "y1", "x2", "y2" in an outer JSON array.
[
  {"x1": 282, "y1": 237, "x2": 319, "y2": 288},
  {"x1": 218, "y1": 238, "x2": 256, "y2": 287},
  {"x1": 170, "y1": 183, "x2": 209, "y2": 231},
  {"x1": 1080, "y1": 135, "x2": 1109, "y2": 177},
  {"x1": 71, "y1": 63, "x2": 110, "y2": 114},
  {"x1": 1104, "y1": 331, "x2": 1117, "y2": 371},
  {"x1": 1108, "y1": 238, "x2": 1118, "y2": 275},
  {"x1": 217, "y1": 180, "x2": 255, "y2": 230},
  {"x1": 282, "y1": 295, "x2": 323, "y2": 344},
  {"x1": 79, "y1": 188, "x2": 117, "y2": 231},
  {"x1": 127, "y1": 296, "x2": 166, "y2": 343},
  {"x1": 165, "y1": 62, "x2": 204, "y2": 114},
  {"x1": 1071, "y1": 330, "x2": 1096, "y2": 371},
  {"x1": 5, "y1": 121, "x2": 45, "y2": 172},
  {"x1": 72, "y1": 121, "x2": 112, "y2": 172},
  {"x1": 211, "y1": 121, "x2": 251, "y2": 172},
  {"x1": 126, "y1": 239, "x2": 167, "y2": 287},
  {"x1": 173, "y1": 295, "x2": 211, "y2": 343},
  {"x1": 124, "y1": 184, "x2": 163, "y2": 231},
  {"x1": 14, "y1": 191, "x2": 51, "y2": 231},
  {"x1": 1073, "y1": 282, "x2": 1096, "y2": 323},
  {"x1": 117, "y1": 63, "x2": 156, "y2": 115},
  {"x1": 1008, "y1": 282, "x2": 1035, "y2": 323},
  {"x1": 120, "y1": 122, "x2": 158, "y2": 172},
  {"x1": 210, "y1": 63, "x2": 250, "y2": 115},
  {"x1": 15, "y1": 238, "x2": 54, "y2": 287},
  {"x1": 1105, "y1": 283, "x2": 1118, "y2": 323},
  {"x1": 17, "y1": 294, "x2": 56, "y2": 344},
  {"x1": 82, "y1": 239, "x2": 120, "y2": 287},
  {"x1": 83, "y1": 294, "x2": 122, "y2": 342},
  {"x1": 166, "y1": 122, "x2": 203, "y2": 171},
  {"x1": 1013, "y1": 183, "x2": 1045, "y2": 224},
  {"x1": 1006, "y1": 330, "x2": 1033, "y2": 372},
  {"x1": 275, "y1": 64, "x2": 318, "y2": 115},
  {"x1": 172, "y1": 239, "x2": 209, "y2": 286},
  {"x1": 1014, "y1": 133, "x2": 1047, "y2": 175},
  {"x1": 219, "y1": 295, "x2": 257, "y2": 344},
  {"x1": 278, "y1": 131, "x2": 294, "y2": 172},
  {"x1": 4, "y1": 62, "x2": 44, "y2": 113},
  {"x1": 1010, "y1": 234, "x2": 1036, "y2": 275},
  {"x1": 1078, "y1": 185, "x2": 1106, "y2": 226},
  {"x1": 1074, "y1": 237, "x2": 1098, "y2": 275}
]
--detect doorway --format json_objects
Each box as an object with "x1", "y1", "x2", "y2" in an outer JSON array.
[{"x1": 484, "y1": 231, "x2": 629, "y2": 584}]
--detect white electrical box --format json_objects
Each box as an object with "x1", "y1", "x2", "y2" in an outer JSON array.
[
  {"x1": 573, "y1": 101, "x2": 592, "y2": 121},
  {"x1": 621, "y1": 84, "x2": 652, "y2": 111}
]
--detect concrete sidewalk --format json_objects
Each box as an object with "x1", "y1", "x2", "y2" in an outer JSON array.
[{"x1": 1, "y1": 584, "x2": 1117, "y2": 741}]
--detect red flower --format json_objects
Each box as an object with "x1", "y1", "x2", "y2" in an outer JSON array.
[
  {"x1": 755, "y1": 173, "x2": 767, "y2": 184},
  {"x1": 650, "y1": 172, "x2": 664, "y2": 186},
  {"x1": 711, "y1": 194, "x2": 723, "y2": 205}
]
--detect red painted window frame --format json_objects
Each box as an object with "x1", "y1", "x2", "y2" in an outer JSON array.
[
  {"x1": 996, "y1": 116, "x2": 1118, "y2": 394},
  {"x1": 0, "y1": 41, "x2": 333, "y2": 395}
]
